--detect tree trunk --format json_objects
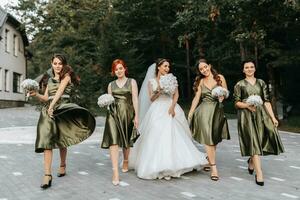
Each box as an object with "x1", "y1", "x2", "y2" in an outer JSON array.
[
  {"x1": 239, "y1": 42, "x2": 245, "y2": 61},
  {"x1": 185, "y1": 36, "x2": 192, "y2": 99},
  {"x1": 267, "y1": 63, "x2": 277, "y2": 116},
  {"x1": 254, "y1": 41, "x2": 258, "y2": 68}
]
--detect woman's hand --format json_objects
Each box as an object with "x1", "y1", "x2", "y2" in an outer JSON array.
[
  {"x1": 218, "y1": 96, "x2": 225, "y2": 103},
  {"x1": 151, "y1": 87, "x2": 162, "y2": 102},
  {"x1": 134, "y1": 115, "x2": 139, "y2": 128},
  {"x1": 28, "y1": 90, "x2": 37, "y2": 97},
  {"x1": 188, "y1": 112, "x2": 193, "y2": 122},
  {"x1": 246, "y1": 103, "x2": 256, "y2": 112},
  {"x1": 154, "y1": 87, "x2": 162, "y2": 95},
  {"x1": 168, "y1": 106, "x2": 175, "y2": 117},
  {"x1": 47, "y1": 106, "x2": 54, "y2": 118},
  {"x1": 272, "y1": 117, "x2": 279, "y2": 127}
]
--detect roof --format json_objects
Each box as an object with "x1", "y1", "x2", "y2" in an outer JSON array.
[
  {"x1": 0, "y1": 6, "x2": 29, "y2": 46},
  {"x1": 0, "y1": 7, "x2": 8, "y2": 27}
]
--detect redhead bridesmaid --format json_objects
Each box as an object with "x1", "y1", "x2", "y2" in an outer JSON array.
[{"x1": 101, "y1": 59, "x2": 139, "y2": 186}]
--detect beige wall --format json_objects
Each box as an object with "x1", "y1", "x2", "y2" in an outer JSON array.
[{"x1": 0, "y1": 21, "x2": 26, "y2": 103}]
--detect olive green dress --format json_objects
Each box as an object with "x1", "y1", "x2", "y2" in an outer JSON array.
[
  {"x1": 101, "y1": 78, "x2": 138, "y2": 149},
  {"x1": 234, "y1": 79, "x2": 284, "y2": 156},
  {"x1": 190, "y1": 84, "x2": 230, "y2": 145},
  {"x1": 35, "y1": 78, "x2": 96, "y2": 153}
]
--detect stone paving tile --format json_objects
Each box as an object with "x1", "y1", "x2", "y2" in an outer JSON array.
[
  {"x1": 0, "y1": 106, "x2": 300, "y2": 199},
  {"x1": 0, "y1": 134, "x2": 299, "y2": 200}
]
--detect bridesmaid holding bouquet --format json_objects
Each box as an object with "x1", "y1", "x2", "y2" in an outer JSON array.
[{"x1": 234, "y1": 59, "x2": 284, "y2": 186}]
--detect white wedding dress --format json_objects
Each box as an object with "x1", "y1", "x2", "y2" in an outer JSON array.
[{"x1": 129, "y1": 78, "x2": 208, "y2": 179}]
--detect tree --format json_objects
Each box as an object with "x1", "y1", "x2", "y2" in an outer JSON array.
[{"x1": 14, "y1": 0, "x2": 143, "y2": 110}]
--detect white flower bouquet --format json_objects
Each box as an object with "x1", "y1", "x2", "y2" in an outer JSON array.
[
  {"x1": 211, "y1": 86, "x2": 230, "y2": 99},
  {"x1": 246, "y1": 95, "x2": 263, "y2": 106},
  {"x1": 20, "y1": 79, "x2": 39, "y2": 97},
  {"x1": 159, "y1": 73, "x2": 178, "y2": 95},
  {"x1": 97, "y1": 94, "x2": 115, "y2": 108}
]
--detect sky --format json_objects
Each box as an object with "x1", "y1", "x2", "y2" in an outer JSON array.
[
  {"x1": 0, "y1": 0, "x2": 18, "y2": 8},
  {"x1": 0, "y1": 0, "x2": 19, "y2": 19}
]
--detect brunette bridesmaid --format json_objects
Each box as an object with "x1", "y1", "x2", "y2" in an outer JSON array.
[
  {"x1": 188, "y1": 58, "x2": 230, "y2": 181},
  {"x1": 30, "y1": 54, "x2": 96, "y2": 189},
  {"x1": 234, "y1": 59, "x2": 284, "y2": 186}
]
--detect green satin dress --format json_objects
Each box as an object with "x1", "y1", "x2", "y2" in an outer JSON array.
[
  {"x1": 101, "y1": 78, "x2": 138, "y2": 149},
  {"x1": 234, "y1": 79, "x2": 284, "y2": 156},
  {"x1": 190, "y1": 84, "x2": 230, "y2": 145},
  {"x1": 35, "y1": 78, "x2": 96, "y2": 153}
]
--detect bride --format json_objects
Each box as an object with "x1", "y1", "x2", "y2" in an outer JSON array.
[{"x1": 129, "y1": 58, "x2": 208, "y2": 180}]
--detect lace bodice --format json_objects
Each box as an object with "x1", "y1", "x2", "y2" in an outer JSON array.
[{"x1": 149, "y1": 79, "x2": 159, "y2": 92}]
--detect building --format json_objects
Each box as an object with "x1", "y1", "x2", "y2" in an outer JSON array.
[{"x1": 0, "y1": 7, "x2": 29, "y2": 108}]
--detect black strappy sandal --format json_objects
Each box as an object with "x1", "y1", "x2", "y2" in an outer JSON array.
[
  {"x1": 210, "y1": 164, "x2": 219, "y2": 181},
  {"x1": 247, "y1": 158, "x2": 254, "y2": 175},
  {"x1": 203, "y1": 156, "x2": 211, "y2": 172},
  {"x1": 40, "y1": 174, "x2": 52, "y2": 189},
  {"x1": 57, "y1": 165, "x2": 66, "y2": 177}
]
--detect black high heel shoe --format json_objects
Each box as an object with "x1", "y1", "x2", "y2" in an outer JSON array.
[
  {"x1": 247, "y1": 158, "x2": 254, "y2": 175},
  {"x1": 40, "y1": 174, "x2": 52, "y2": 189},
  {"x1": 203, "y1": 156, "x2": 211, "y2": 172},
  {"x1": 57, "y1": 165, "x2": 66, "y2": 177},
  {"x1": 255, "y1": 175, "x2": 264, "y2": 186}
]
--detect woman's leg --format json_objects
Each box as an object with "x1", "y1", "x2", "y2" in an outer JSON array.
[
  {"x1": 41, "y1": 149, "x2": 53, "y2": 188},
  {"x1": 122, "y1": 148, "x2": 130, "y2": 172},
  {"x1": 252, "y1": 155, "x2": 264, "y2": 182},
  {"x1": 44, "y1": 149, "x2": 53, "y2": 175},
  {"x1": 58, "y1": 147, "x2": 67, "y2": 176},
  {"x1": 247, "y1": 156, "x2": 254, "y2": 174},
  {"x1": 205, "y1": 145, "x2": 219, "y2": 180},
  {"x1": 109, "y1": 145, "x2": 120, "y2": 185}
]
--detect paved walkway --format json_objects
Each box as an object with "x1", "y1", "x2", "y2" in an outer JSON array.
[{"x1": 0, "y1": 105, "x2": 299, "y2": 200}]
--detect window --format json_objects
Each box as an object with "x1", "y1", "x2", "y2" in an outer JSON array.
[
  {"x1": 4, "y1": 69, "x2": 9, "y2": 91},
  {"x1": 5, "y1": 29, "x2": 9, "y2": 52},
  {"x1": 13, "y1": 34, "x2": 18, "y2": 56},
  {"x1": 18, "y1": 37, "x2": 21, "y2": 52},
  {"x1": 0, "y1": 68, "x2": 2, "y2": 91},
  {"x1": 13, "y1": 72, "x2": 21, "y2": 93}
]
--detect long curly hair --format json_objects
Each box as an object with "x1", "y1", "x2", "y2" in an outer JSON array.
[
  {"x1": 51, "y1": 54, "x2": 80, "y2": 86},
  {"x1": 193, "y1": 59, "x2": 222, "y2": 93}
]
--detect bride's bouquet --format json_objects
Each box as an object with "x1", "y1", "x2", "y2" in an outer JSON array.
[
  {"x1": 246, "y1": 95, "x2": 263, "y2": 106},
  {"x1": 159, "y1": 73, "x2": 178, "y2": 95},
  {"x1": 97, "y1": 93, "x2": 115, "y2": 108},
  {"x1": 21, "y1": 79, "x2": 39, "y2": 97},
  {"x1": 211, "y1": 86, "x2": 230, "y2": 99}
]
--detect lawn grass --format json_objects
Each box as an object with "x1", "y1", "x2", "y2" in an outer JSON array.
[{"x1": 279, "y1": 115, "x2": 300, "y2": 133}]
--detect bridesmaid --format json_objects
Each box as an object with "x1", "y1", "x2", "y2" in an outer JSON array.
[
  {"x1": 234, "y1": 59, "x2": 284, "y2": 186},
  {"x1": 188, "y1": 58, "x2": 230, "y2": 181},
  {"x1": 30, "y1": 54, "x2": 96, "y2": 189},
  {"x1": 101, "y1": 59, "x2": 139, "y2": 186}
]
